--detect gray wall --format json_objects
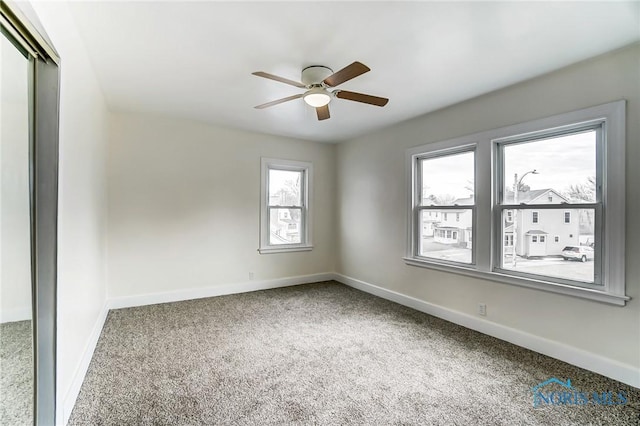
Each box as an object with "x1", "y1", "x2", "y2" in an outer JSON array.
[
  {"x1": 107, "y1": 112, "x2": 336, "y2": 299},
  {"x1": 336, "y1": 44, "x2": 640, "y2": 369}
]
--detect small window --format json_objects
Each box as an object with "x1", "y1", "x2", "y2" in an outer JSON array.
[
  {"x1": 548, "y1": 195, "x2": 553, "y2": 202},
  {"x1": 506, "y1": 210, "x2": 513, "y2": 222},
  {"x1": 260, "y1": 158, "x2": 312, "y2": 253},
  {"x1": 532, "y1": 211, "x2": 539, "y2": 224},
  {"x1": 532, "y1": 236, "x2": 538, "y2": 243},
  {"x1": 555, "y1": 236, "x2": 559, "y2": 243},
  {"x1": 413, "y1": 149, "x2": 475, "y2": 265},
  {"x1": 504, "y1": 234, "x2": 513, "y2": 246},
  {"x1": 540, "y1": 236, "x2": 546, "y2": 243},
  {"x1": 564, "y1": 211, "x2": 571, "y2": 224}
]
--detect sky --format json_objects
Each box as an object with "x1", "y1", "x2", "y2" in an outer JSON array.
[
  {"x1": 269, "y1": 169, "x2": 301, "y2": 204},
  {"x1": 503, "y1": 130, "x2": 595, "y2": 194},
  {"x1": 421, "y1": 130, "x2": 596, "y2": 200},
  {"x1": 421, "y1": 151, "x2": 474, "y2": 199}
]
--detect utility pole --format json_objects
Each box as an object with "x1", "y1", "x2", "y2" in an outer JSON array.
[{"x1": 511, "y1": 169, "x2": 538, "y2": 267}]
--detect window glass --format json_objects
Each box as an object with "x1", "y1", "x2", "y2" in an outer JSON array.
[
  {"x1": 502, "y1": 131, "x2": 596, "y2": 204},
  {"x1": 269, "y1": 169, "x2": 302, "y2": 206},
  {"x1": 500, "y1": 208, "x2": 595, "y2": 283},
  {"x1": 421, "y1": 151, "x2": 474, "y2": 205},
  {"x1": 269, "y1": 208, "x2": 301, "y2": 245},
  {"x1": 419, "y1": 210, "x2": 473, "y2": 263}
]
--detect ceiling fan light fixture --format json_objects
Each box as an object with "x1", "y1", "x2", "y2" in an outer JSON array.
[
  {"x1": 252, "y1": 62, "x2": 389, "y2": 120},
  {"x1": 303, "y1": 87, "x2": 331, "y2": 107}
]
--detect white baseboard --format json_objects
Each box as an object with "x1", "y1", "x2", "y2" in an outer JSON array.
[
  {"x1": 333, "y1": 273, "x2": 640, "y2": 389},
  {"x1": 107, "y1": 273, "x2": 335, "y2": 310},
  {"x1": 0, "y1": 307, "x2": 32, "y2": 324},
  {"x1": 59, "y1": 301, "x2": 109, "y2": 426}
]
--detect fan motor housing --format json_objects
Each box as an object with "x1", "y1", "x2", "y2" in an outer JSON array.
[{"x1": 301, "y1": 65, "x2": 333, "y2": 87}]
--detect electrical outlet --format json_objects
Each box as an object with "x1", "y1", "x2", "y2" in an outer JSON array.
[
  {"x1": 249, "y1": 272, "x2": 254, "y2": 281},
  {"x1": 478, "y1": 303, "x2": 487, "y2": 316}
]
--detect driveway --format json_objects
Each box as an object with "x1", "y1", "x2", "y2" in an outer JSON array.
[
  {"x1": 421, "y1": 237, "x2": 594, "y2": 282},
  {"x1": 502, "y1": 255, "x2": 594, "y2": 283}
]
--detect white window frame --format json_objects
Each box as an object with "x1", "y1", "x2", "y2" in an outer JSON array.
[
  {"x1": 405, "y1": 100, "x2": 628, "y2": 305},
  {"x1": 259, "y1": 158, "x2": 313, "y2": 254},
  {"x1": 532, "y1": 211, "x2": 539, "y2": 224},
  {"x1": 409, "y1": 145, "x2": 477, "y2": 267},
  {"x1": 564, "y1": 211, "x2": 571, "y2": 224}
]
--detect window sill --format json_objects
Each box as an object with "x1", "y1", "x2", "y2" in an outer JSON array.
[
  {"x1": 259, "y1": 245, "x2": 313, "y2": 254},
  {"x1": 403, "y1": 257, "x2": 630, "y2": 306}
]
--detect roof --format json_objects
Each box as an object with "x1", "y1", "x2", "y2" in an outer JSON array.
[
  {"x1": 526, "y1": 230, "x2": 549, "y2": 235},
  {"x1": 503, "y1": 188, "x2": 569, "y2": 204},
  {"x1": 452, "y1": 195, "x2": 475, "y2": 206},
  {"x1": 278, "y1": 218, "x2": 298, "y2": 224}
]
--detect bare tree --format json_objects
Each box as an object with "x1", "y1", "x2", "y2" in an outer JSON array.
[
  {"x1": 517, "y1": 182, "x2": 531, "y2": 192},
  {"x1": 565, "y1": 176, "x2": 596, "y2": 203},
  {"x1": 464, "y1": 179, "x2": 474, "y2": 195},
  {"x1": 427, "y1": 193, "x2": 457, "y2": 205},
  {"x1": 277, "y1": 176, "x2": 301, "y2": 220},
  {"x1": 564, "y1": 176, "x2": 596, "y2": 234}
]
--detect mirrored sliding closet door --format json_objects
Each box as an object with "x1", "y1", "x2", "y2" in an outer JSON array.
[{"x1": 0, "y1": 26, "x2": 35, "y2": 426}]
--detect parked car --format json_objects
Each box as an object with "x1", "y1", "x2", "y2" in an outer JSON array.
[{"x1": 562, "y1": 246, "x2": 594, "y2": 262}]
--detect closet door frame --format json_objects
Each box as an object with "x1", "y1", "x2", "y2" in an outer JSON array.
[{"x1": 1, "y1": 2, "x2": 59, "y2": 425}]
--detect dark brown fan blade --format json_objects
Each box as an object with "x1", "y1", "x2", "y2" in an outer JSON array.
[
  {"x1": 254, "y1": 94, "x2": 304, "y2": 109},
  {"x1": 323, "y1": 61, "x2": 370, "y2": 87},
  {"x1": 336, "y1": 90, "x2": 389, "y2": 107},
  {"x1": 252, "y1": 71, "x2": 306, "y2": 88},
  {"x1": 316, "y1": 105, "x2": 330, "y2": 121}
]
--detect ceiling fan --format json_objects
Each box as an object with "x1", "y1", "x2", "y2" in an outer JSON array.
[{"x1": 252, "y1": 61, "x2": 389, "y2": 121}]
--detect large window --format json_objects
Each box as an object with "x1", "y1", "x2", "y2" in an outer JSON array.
[
  {"x1": 406, "y1": 101, "x2": 627, "y2": 305},
  {"x1": 496, "y1": 128, "x2": 599, "y2": 286},
  {"x1": 260, "y1": 158, "x2": 312, "y2": 253}
]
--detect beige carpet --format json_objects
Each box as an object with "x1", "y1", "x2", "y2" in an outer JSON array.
[
  {"x1": 69, "y1": 281, "x2": 639, "y2": 425},
  {"x1": 0, "y1": 320, "x2": 33, "y2": 426}
]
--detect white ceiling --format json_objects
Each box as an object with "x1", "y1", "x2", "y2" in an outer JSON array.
[{"x1": 67, "y1": 1, "x2": 640, "y2": 143}]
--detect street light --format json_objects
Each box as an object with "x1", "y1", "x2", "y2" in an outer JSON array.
[{"x1": 511, "y1": 169, "x2": 539, "y2": 267}]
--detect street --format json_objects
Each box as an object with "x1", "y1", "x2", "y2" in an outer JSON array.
[{"x1": 421, "y1": 237, "x2": 594, "y2": 283}]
